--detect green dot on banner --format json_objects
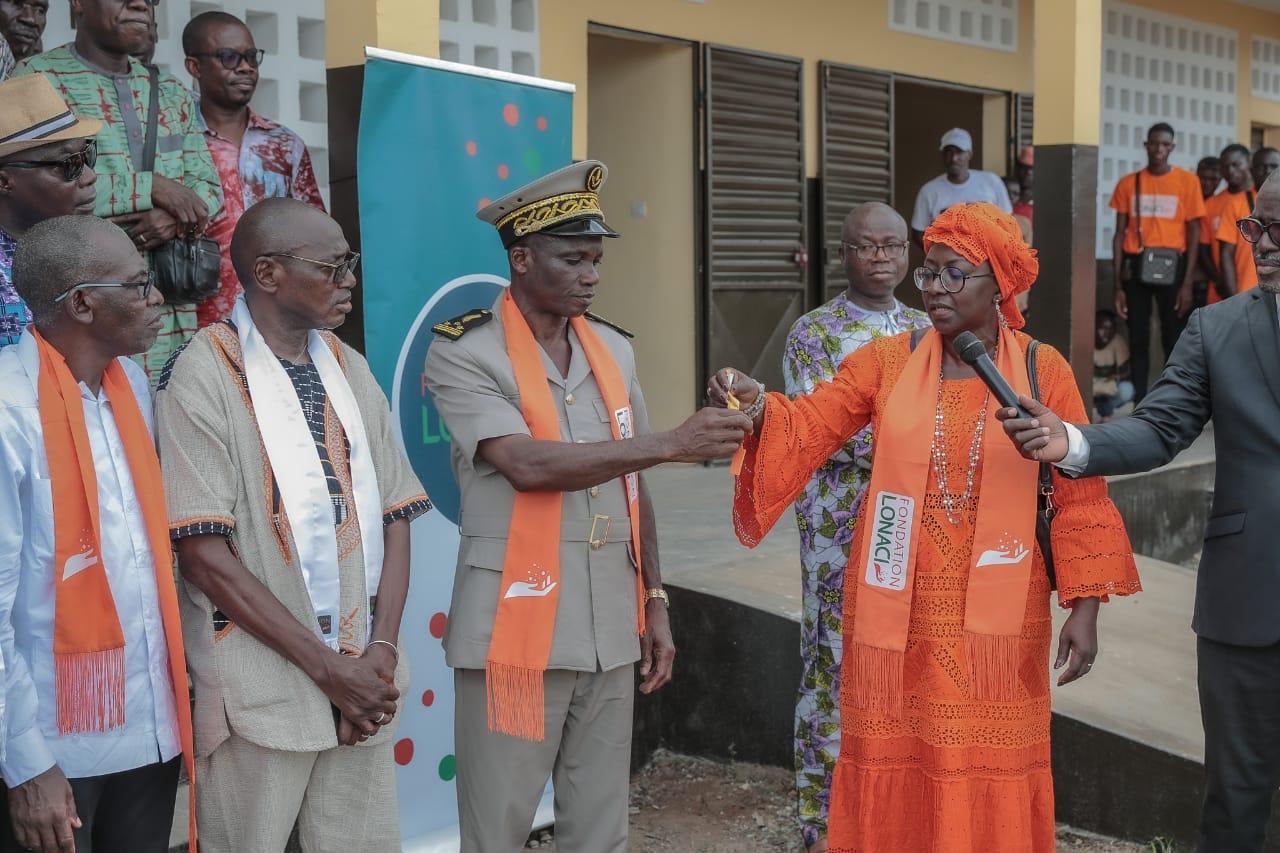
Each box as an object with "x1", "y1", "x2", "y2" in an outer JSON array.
[
  {"x1": 438, "y1": 753, "x2": 457, "y2": 781},
  {"x1": 523, "y1": 148, "x2": 543, "y2": 178}
]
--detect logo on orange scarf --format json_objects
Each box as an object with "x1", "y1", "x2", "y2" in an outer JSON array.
[
  {"x1": 865, "y1": 491, "x2": 914, "y2": 590},
  {"x1": 504, "y1": 564, "x2": 558, "y2": 599}
]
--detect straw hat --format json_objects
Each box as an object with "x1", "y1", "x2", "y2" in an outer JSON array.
[{"x1": 0, "y1": 74, "x2": 102, "y2": 159}]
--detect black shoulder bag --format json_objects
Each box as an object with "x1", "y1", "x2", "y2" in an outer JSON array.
[
  {"x1": 1131, "y1": 170, "x2": 1181, "y2": 286},
  {"x1": 910, "y1": 330, "x2": 1056, "y2": 589},
  {"x1": 143, "y1": 65, "x2": 221, "y2": 304}
]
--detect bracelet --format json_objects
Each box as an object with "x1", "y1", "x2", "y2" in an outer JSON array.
[
  {"x1": 366, "y1": 639, "x2": 399, "y2": 661},
  {"x1": 741, "y1": 383, "x2": 767, "y2": 420},
  {"x1": 644, "y1": 588, "x2": 670, "y2": 607}
]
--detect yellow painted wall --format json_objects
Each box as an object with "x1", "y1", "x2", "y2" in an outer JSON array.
[
  {"x1": 1120, "y1": 0, "x2": 1280, "y2": 141},
  {"x1": 326, "y1": 0, "x2": 439, "y2": 68},
  {"x1": 540, "y1": 0, "x2": 1035, "y2": 171},
  {"x1": 586, "y1": 33, "x2": 698, "y2": 430}
]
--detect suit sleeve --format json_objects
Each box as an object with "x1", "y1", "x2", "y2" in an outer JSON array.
[
  {"x1": 1080, "y1": 308, "x2": 1212, "y2": 476},
  {"x1": 424, "y1": 339, "x2": 530, "y2": 477}
]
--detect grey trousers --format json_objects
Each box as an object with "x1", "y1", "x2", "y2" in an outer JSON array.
[{"x1": 454, "y1": 665, "x2": 634, "y2": 853}]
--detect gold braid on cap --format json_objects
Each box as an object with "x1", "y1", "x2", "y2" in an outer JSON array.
[{"x1": 495, "y1": 191, "x2": 604, "y2": 238}]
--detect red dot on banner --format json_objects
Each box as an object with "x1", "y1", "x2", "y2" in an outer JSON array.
[
  {"x1": 429, "y1": 612, "x2": 448, "y2": 639},
  {"x1": 422, "y1": 689, "x2": 435, "y2": 707},
  {"x1": 503, "y1": 103, "x2": 520, "y2": 126},
  {"x1": 497, "y1": 164, "x2": 510, "y2": 180},
  {"x1": 536, "y1": 116, "x2": 548, "y2": 131},
  {"x1": 465, "y1": 140, "x2": 478, "y2": 157},
  {"x1": 476, "y1": 198, "x2": 492, "y2": 211},
  {"x1": 394, "y1": 738, "x2": 414, "y2": 766}
]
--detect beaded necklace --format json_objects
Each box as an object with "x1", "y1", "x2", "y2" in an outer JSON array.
[{"x1": 930, "y1": 339, "x2": 993, "y2": 525}]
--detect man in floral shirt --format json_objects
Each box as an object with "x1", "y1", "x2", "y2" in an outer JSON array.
[
  {"x1": 782, "y1": 202, "x2": 929, "y2": 852},
  {"x1": 183, "y1": 11, "x2": 326, "y2": 328}
]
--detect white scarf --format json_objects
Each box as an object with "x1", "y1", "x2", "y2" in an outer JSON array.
[{"x1": 232, "y1": 298, "x2": 383, "y2": 649}]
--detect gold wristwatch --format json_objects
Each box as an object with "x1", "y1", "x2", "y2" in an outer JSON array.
[{"x1": 644, "y1": 587, "x2": 670, "y2": 607}]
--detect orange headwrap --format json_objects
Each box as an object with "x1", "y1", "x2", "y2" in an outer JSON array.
[{"x1": 923, "y1": 202, "x2": 1038, "y2": 330}]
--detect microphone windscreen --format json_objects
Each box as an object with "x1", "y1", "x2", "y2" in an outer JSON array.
[{"x1": 952, "y1": 331, "x2": 987, "y2": 365}]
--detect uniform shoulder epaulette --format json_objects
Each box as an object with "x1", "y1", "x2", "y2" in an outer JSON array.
[
  {"x1": 584, "y1": 311, "x2": 633, "y2": 338},
  {"x1": 433, "y1": 308, "x2": 493, "y2": 340}
]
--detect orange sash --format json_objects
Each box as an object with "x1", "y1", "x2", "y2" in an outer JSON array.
[
  {"x1": 848, "y1": 327, "x2": 1038, "y2": 714},
  {"x1": 488, "y1": 292, "x2": 646, "y2": 740},
  {"x1": 34, "y1": 332, "x2": 197, "y2": 852}
]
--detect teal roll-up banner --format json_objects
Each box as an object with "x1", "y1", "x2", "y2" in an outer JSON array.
[{"x1": 356, "y1": 48, "x2": 573, "y2": 849}]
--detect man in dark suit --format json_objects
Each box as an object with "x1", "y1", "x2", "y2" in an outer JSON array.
[{"x1": 997, "y1": 174, "x2": 1280, "y2": 853}]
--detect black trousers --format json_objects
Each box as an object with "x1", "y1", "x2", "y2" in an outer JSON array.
[
  {"x1": 1197, "y1": 636, "x2": 1280, "y2": 853},
  {"x1": 1122, "y1": 252, "x2": 1187, "y2": 401},
  {"x1": 0, "y1": 758, "x2": 179, "y2": 853}
]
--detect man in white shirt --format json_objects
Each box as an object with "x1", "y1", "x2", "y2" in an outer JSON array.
[
  {"x1": 0, "y1": 215, "x2": 190, "y2": 853},
  {"x1": 910, "y1": 128, "x2": 1013, "y2": 246}
]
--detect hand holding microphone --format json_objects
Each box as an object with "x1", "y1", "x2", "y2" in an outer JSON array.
[{"x1": 954, "y1": 331, "x2": 1070, "y2": 463}]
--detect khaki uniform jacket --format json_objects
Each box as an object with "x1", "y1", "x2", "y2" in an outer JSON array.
[
  {"x1": 156, "y1": 323, "x2": 429, "y2": 758},
  {"x1": 424, "y1": 297, "x2": 650, "y2": 673}
]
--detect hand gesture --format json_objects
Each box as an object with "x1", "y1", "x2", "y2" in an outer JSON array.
[
  {"x1": 1055, "y1": 596, "x2": 1100, "y2": 686},
  {"x1": 9, "y1": 765, "x2": 81, "y2": 852},
  {"x1": 109, "y1": 208, "x2": 180, "y2": 252},
  {"x1": 320, "y1": 651, "x2": 399, "y2": 738},
  {"x1": 706, "y1": 368, "x2": 761, "y2": 410},
  {"x1": 995, "y1": 395, "x2": 1069, "y2": 464},
  {"x1": 150, "y1": 175, "x2": 210, "y2": 234},
  {"x1": 666, "y1": 407, "x2": 752, "y2": 463},
  {"x1": 638, "y1": 600, "x2": 675, "y2": 694}
]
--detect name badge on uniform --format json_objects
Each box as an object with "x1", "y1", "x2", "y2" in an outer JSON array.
[{"x1": 614, "y1": 406, "x2": 639, "y2": 502}]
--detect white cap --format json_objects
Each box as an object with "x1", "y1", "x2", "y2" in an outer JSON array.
[{"x1": 939, "y1": 128, "x2": 973, "y2": 152}]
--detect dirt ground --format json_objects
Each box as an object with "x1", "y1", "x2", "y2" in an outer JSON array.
[{"x1": 527, "y1": 751, "x2": 1155, "y2": 852}]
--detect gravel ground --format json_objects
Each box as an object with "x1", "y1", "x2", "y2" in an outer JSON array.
[{"x1": 526, "y1": 750, "x2": 1161, "y2": 851}]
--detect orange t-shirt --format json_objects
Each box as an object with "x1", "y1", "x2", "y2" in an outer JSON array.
[
  {"x1": 1206, "y1": 189, "x2": 1258, "y2": 303},
  {"x1": 1110, "y1": 167, "x2": 1207, "y2": 254}
]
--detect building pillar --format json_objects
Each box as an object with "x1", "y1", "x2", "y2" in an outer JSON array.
[
  {"x1": 1028, "y1": 0, "x2": 1101, "y2": 400},
  {"x1": 324, "y1": 0, "x2": 440, "y2": 350}
]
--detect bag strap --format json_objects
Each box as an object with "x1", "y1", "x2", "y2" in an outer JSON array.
[
  {"x1": 1027, "y1": 341, "x2": 1050, "y2": 493},
  {"x1": 1133, "y1": 170, "x2": 1145, "y2": 251},
  {"x1": 143, "y1": 64, "x2": 160, "y2": 173},
  {"x1": 909, "y1": 327, "x2": 927, "y2": 352}
]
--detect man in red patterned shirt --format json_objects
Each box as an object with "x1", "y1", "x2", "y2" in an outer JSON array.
[{"x1": 183, "y1": 11, "x2": 325, "y2": 328}]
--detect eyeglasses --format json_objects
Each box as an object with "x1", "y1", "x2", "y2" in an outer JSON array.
[
  {"x1": 266, "y1": 251, "x2": 361, "y2": 284},
  {"x1": 187, "y1": 48, "x2": 266, "y2": 70},
  {"x1": 913, "y1": 266, "x2": 994, "y2": 294},
  {"x1": 1237, "y1": 218, "x2": 1280, "y2": 245},
  {"x1": 0, "y1": 140, "x2": 97, "y2": 183},
  {"x1": 54, "y1": 270, "x2": 156, "y2": 304},
  {"x1": 841, "y1": 241, "x2": 909, "y2": 261}
]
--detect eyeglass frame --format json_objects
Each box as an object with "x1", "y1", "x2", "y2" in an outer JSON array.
[
  {"x1": 0, "y1": 139, "x2": 98, "y2": 183},
  {"x1": 1237, "y1": 217, "x2": 1280, "y2": 246},
  {"x1": 53, "y1": 270, "x2": 156, "y2": 304},
  {"x1": 264, "y1": 251, "x2": 361, "y2": 284},
  {"x1": 912, "y1": 265, "x2": 995, "y2": 294},
  {"x1": 186, "y1": 48, "x2": 266, "y2": 70},
  {"x1": 840, "y1": 241, "x2": 910, "y2": 261}
]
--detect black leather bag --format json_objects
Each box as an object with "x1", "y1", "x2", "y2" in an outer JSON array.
[
  {"x1": 1131, "y1": 170, "x2": 1181, "y2": 286},
  {"x1": 142, "y1": 65, "x2": 220, "y2": 304}
]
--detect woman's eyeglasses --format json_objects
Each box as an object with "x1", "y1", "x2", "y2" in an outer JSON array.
[
  {"x1": 266, "y1": 251, "x2": 361, "y2": 284},
  {"x1": 0, "y1": 140, "x2": 97, "y2": 183},
  {"x1": 188, "y1": 48, "x2": 266, "y2": 70},
  {"x1": 913, "y1": 266, "x2": 994, "y2": 294},
  {"x1": 1237, "y1": 217, "x2": 1280, "y2": 246},
  {"x1": 54, "y1": 271, "x2": 156, "y2": 304}
]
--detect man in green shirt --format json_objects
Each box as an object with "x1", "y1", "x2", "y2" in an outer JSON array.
[{"x1": 16, "y1": 0, "x2": 221, "y2": 382}]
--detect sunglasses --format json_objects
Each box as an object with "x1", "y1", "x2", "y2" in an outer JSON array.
[
  {"x1": 0, "y1": 139, "x2": 97, "y2": 183},
  {"x1": 188, "y1": 48, "x2": 266, "y2": 70},
  {"x1": 913, "y1": 266, "x2": 994, "y2": 294},
  {"x1": 1238, "y1": 218, "x2": 1280, "y2": 246},
  {"x1": 54, "y1": 270, "x2": 156, "y2": 304},
  {"x1": 265, "y1": 251, "x2": 360, "y2": 284}
]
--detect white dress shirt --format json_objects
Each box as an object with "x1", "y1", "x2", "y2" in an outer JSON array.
[{"x1": 0, "y1": 332, "x2": 180, "y2": 786}]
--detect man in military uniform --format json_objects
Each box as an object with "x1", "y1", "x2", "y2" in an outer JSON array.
[{"x1": 425, "y1": 160, "x2": 752, "y2": 852}]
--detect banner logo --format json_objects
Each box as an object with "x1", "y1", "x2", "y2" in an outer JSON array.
[{"x1": 865, "y1": 491, "x2": 914, "y2": 590}]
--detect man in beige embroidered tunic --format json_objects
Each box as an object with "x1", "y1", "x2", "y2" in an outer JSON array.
[{"x1": 155, "y1": 198, "x2": 429, "y2": 852}]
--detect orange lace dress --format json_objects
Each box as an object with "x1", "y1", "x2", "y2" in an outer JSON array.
[{"x1": 734, "y1": 331, "x2": 1140, "y2": 853}]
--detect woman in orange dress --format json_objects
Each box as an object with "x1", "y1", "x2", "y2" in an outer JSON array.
[{"x1": 709, "y1": 203, "x2": 1140, "y2": 853}]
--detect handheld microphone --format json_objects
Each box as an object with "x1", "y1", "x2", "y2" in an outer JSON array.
[{"x1": 952, "y1": 331, "x2": 1032, "y2": 417}]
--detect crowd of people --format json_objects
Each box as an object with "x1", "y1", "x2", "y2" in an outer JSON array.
[{"x1": 1, "y1": 3, "x2": 1279, "y2": 853}]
